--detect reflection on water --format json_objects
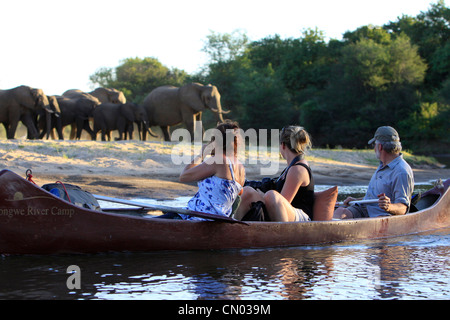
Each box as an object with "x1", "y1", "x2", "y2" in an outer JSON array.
[{"x1": 1, "y1": 228, "x2": 449, "y2": 300}]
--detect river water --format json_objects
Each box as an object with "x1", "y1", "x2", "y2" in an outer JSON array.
[{"x1": 0, "y1": 184, "x2": 449, "y2": 300}]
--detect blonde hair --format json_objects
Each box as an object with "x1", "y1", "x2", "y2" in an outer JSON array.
[{"x1": 280, "y1": 126, "x2": 312, "y2": 156}]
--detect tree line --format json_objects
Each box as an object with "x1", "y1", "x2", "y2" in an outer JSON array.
[{"x1": 90, "y1": 1, "x2": 449, "y2": 154}]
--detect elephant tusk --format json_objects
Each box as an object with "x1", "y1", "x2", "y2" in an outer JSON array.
[
  {"x1": 210, "y1": 107, "x2": 231, "y2": 114},
  {"x1": 213, "y1": 108, "x2": 231, "y2": 114},
  {"x1": 147, "y1": 128, "x2": 158, "y2": 138}
]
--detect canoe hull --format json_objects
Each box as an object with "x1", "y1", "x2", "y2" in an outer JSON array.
[{"x1": 0, "y1": 170, "x2": 449, "y2": 254}]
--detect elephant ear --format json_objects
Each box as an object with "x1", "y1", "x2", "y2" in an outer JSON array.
[
  {"x1": 200, "y1": 86, "x2": 214, "y2": 107},
  {"x1": 90, "y1": 88, "x2": 109, "y2": 104},
  {"x1": 107, "y1": 88, "x2": 126, "y2": 104},
  {"x1": 30, "y1": 88, "x2": 41, "y2": 108},
  {"x1": 120, "y1": 103, "x2": 135, "y2": 122},
  {"x1": 31, "y1": 88, "x2": 52, "y2": 113},
  {"x1": 179, "y1": 83, "x2": 208, "y2": 112},
  {"x1": 92, "y1": 87, "x2": 126, "y2": 104},
  {"x1": 48, "y1": 96, "x2": 61, "y2": 114}
]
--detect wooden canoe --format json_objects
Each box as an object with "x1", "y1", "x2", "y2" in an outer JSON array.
[{"x1": 0, "y1": 169, "x2": 448, "y2": 254}]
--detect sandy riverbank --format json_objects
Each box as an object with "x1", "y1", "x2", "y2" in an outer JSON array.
[{"x1": 0, "y1": 140, "x2": 448, "y2": 199}]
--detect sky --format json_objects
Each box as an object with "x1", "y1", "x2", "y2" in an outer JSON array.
[{"x1": 0, "y1": 0, "x2": 438, "y2": 96}]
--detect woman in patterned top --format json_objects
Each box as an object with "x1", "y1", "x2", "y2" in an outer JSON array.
[{"x1": 176, "y1": 120, "x2": 245, "y2": 220}]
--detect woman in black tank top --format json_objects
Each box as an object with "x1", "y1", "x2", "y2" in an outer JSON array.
[
  {"x1": 273, "y1": 160, "x2": 315, "y2": 219},
  {"x1": 235, "y1": 126, "x2": 315, "y2": 222}
]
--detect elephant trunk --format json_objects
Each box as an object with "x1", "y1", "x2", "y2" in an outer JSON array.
[
  {"x1": 55, "y1": 116, "x2": 64, "y2": 140},
  {"x1": 217, "y1": 111, "x2": 225, "y2": 123},
  {"x1": 45, "y1": 110, "x2": 52, "y2": 139}
]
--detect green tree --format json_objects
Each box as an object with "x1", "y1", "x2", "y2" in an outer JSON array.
[
  {"x1": 201, "y1": 30, "x2": 294, "y2": 130},
  {"x1": 343, "y1": 25, "x2": 392, "y2": 45},
  {"x1": 385, "y1": 1, "x2": 450, "y2": 89},
  {"x1": 388, "y1": 34, "x2": 427, "y2": 86},
  {"x1": 382, "y1": 1, "x2": 449, "y2": 152},
  {"x1": 341, "y1": 38, "x2": 390, "y2": 89},
  {"x1": 235, "y1": 63, "x2": 293, "y2": 130},
  {"x1": 280, "y1": 29, "x2": 332, "y2": 93},
  {"x1": 316, "y1": 31, "x2": 427, "y2": 148},
  {"x1": 439, "y1": 77, "x2": 450, "y2": 104},
  {"x1": 202, "y1": 29, "x2": 250, "y2": 65},
  {"x1": 201, "y1": 31, "x2": 249, "y2": 125},
  {"x1": 399, "y1": 101, "x2": 450, "y2": 152},
  {"x1": 248, "y1": 29, "x2": 335, "y2": 99},
  {"x1": 90, "y1": 57, "x2": 189, "y2": 103},
  {"x1": 248, "y1": 34, "x2": 288, "y2": 70}
]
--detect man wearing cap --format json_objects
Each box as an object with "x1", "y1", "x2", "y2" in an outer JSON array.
[{"x1": 334, "y1": 126, "x2": 414, "y2": 219}]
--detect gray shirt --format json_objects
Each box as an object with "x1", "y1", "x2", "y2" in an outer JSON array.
[{"x1": 364, "y1": 154, "x2": 414, "y2": 217}]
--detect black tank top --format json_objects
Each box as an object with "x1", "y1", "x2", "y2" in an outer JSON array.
[{"x1": 274, "y1": 159, "x2": 315, "y2": 219}]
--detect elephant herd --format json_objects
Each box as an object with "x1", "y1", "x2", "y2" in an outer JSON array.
[{"x1": 0, "y1": 83, "x2": 230, "y2": 142}]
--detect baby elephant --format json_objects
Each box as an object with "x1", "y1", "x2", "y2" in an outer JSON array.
[{"x1": 93, "y1": 102, "x2": 148, "y2": 141}]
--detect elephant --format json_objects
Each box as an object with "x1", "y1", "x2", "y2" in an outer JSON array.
[
  {"x1": 93, "y1": 102, "x2": 156, "y2": 141},
  {"x1": 62, "y1": 88, "x2": 127, "y2": 139},
  {"x1": 141, "y1": 83, "x2": 230, "y2": 141},
  {"x1": 38, "y1": 95, "x2": 63, "y2": 140},
  {"x1": 56, "y1": 96, "x2": 98, "y2": 140},
  {"x1": 0, "y1": 85, "x2": 53, "y2": 139},
  {"x1": 63, "y1": 87, "x2": 126, "y2": 105}
]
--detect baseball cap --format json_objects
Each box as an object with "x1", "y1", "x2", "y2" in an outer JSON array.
[{"x1": 368, "y1": 126, "x2": 400, "y2": 144}]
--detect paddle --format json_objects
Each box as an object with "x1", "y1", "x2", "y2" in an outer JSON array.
[
  {"x1": 94, "y1": 194, "x2": 248, "y2": 225},
  {"x1": 336, "y1": 199, "x2": 379, "y2": 206}
]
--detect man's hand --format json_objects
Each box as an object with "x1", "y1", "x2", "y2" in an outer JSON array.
[
  {"x1": 377, "y1": 193, "x2": 407, "y2": 215},
  {"x1": 377, "y1": 193, "x2": 391, "y2": 212},
  {"x1": 343, "y1": 196, "x2": 357, "y2": 206}
]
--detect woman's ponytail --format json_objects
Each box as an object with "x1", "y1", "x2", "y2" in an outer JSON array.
[{"x1": 280, "y1": 126, "x2": 312, "y2": 156}]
